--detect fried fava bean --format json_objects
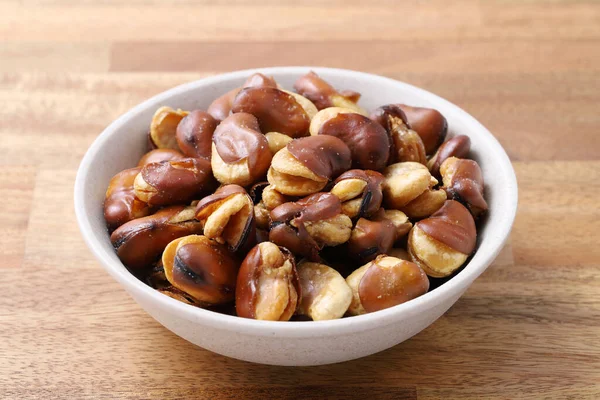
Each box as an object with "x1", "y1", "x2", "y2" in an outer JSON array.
[
  {"x1": 104, "y1": 167, "x2": 152, "y2": 231},
  {"x1": 105, "y1": 71, "x2": 490, "y2": 322},
  {"x1": 282, "y1": 90, "x2": 319, "y2": 120},
  {"x1": 133, "y1": 157, "x2": 216, "y2": 206},
  {"x1": 110, "y1": 206, "x2": 202, "y2": 270},
  {"x1": 265, "y1": 131, "x2": 293, "y2": 154},
  {"x1": 137, "y1": 148, "x2": 185, "y2": 167},
  {"x1": 162, "y1": 235, "x2": 239, "y2": 305},
  {"x1": 231, "y1": 87, "x2": 311, "y2": 138},
  {"x1": 348, "y1": 209, "x2": 412, "y2": 263},
  {"x1": 242, "y1": 72, "x2": 279, "y2": 89},
  {"x1": 207, "y1": 73, "x2": 278, "y2": 122},
  {"x1": 428, "y1": 135, "x2": 471, "y2": 177},
  {"x1": 175, "y1": 110, "x2": 218, "y2": 159},
  {"x1": 261, "y1": 184, "x2": 290, "y2": 210},
  {"x1": 370, "y1": 104, "x2": 427, "y2": 165},
  {"x1": 211, "y1": 113, "x2": 272, "y2": 187},
  {"x1": 296, "y1": 261, "x2": 352, "y2": 321},
  {"x1": 396, "y1": 105, "x2": 448, "y2": 155},
  {"x1": 254, "y1": 201, "x2": 271, "y2": 230},
  {"x1": 408, "y1": 200, "x2": 476, "y2": 277},
  {"x1": 293, "y1": 71, "x2": 366, "y2": 114},
  {"x1": 267, "y1": 135, "x2": 352, "y2": 196},
  {"x1": 311, "y1": 108, "x2": 391, "y2": 171},
  {"x1": 249, "y1": 182, "x2": 292, "y2": 210},
  {"x1": 207, "y1": 88, "x2": 240, "y2": 122},
  {"x1": 400, "y1": 187, "x2": 447, "y2": 220},
  {"x1": 440, "y1": 157, "x2": 488, "y2": 218},
  {"x1": 382, "y1": 162, "x2": 437, "y2": 209},
  {"x1": 195, "y1": 184, "x2": 255, "y2": 252},
  {"x1": 149, "y1": 106, "x2": 189, "y2": 150},
  {"x1": 346, "y1": 255, "x2": 429, "y2": 315},
  {"x1": 270, "y1": 192, "x2": 352, "y2": 261},
  {"x1": 236, "y1": 242, "x2": 300, "y2": 321},
  {"x1": 331, "y1": 169, "x2": 384, "y2": 219},
  {"x1": 249, "y1": 182, "x2": 293, "y2": 230}
]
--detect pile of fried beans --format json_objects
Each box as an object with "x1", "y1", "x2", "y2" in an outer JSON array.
[{"x1": 104, "y1": 71, "x2": 487, "y2": 321}]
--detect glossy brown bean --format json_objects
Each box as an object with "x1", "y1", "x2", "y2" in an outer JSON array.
[
  {"x1": 428, "y1": 135, "x2": 471, "y2": 177},
  {"x1": 370, "y1": 104, "x2": 427, "y2": 165},
  {"x1": 134, "y1": 157, "x2": 216, "y2": 206},
  {"x1": 137, "y1": 148, "x2": 186, "y2": 167},
  {"x1": 235, "y1": 242, "x2": 299, "y2": 321},
  {"x1": 195, "y1": 184, "x2": 256, "y2": 252},
  {"x1": 162, "y1": 235, "x2": 239, "y2": 305},
  {"x1": 104, "y1": 167, "x2": 151, "y2": 231},
  {"x1": 408, "y1": 200, "x2": 476, "y2": 277},
  {"x1": 310, "y1": 109, "x2": 390, "y2": 171},
  {"x1": 347, "y1": 209, "x2": 411, "y2": 263},
  {"x1": 211, "y1": 113, "x2": 272, "y2": 186},
  {"x1": 346, "y1": 255, "x2": 429, "y2": 315},
  {"x1": 110, "y1": 206, "x2": 202, "y2": 270},
  {"x1": 207, "y1": 73, "x2": 279, "y2": 122},
  {"x1": 231, "y1": 87, "x2": 311, "y2": 138},
  {"x1": 267, "y1": 135, "x2": 352, "y2": 196},
  {"x1": 293, "y1": 71, "x2": 364, "y2": 114},
  {"x1": 396, "y1": 104, "x2": 448, "y2": 155},
  {"x1": 269, "y1": 192, "x2": 352, "y2": 261},
  {"x1": 440, "y1": 157, "x2": 488, "y2": 217},
  {"x1": 175, "y1": 110, "x2": 218, "y2": 159},
  {"x1": 331, "y1": 169, "x2": 384, "y2": 219}
]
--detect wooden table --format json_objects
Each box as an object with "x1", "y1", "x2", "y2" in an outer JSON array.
[{"x1": 1, "y1": 1, "x2": 599, "y2": 398}]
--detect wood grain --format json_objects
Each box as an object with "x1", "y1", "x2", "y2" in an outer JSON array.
[
  {"x1": 0, "y1": 165, "x2": 36, "y2": 268},
  {"x1": 2, "y1": 1, "x2": 599, "y2": 41},
  {"x1": 1, "y1": 0, "x2": 599, "y2": 399}
]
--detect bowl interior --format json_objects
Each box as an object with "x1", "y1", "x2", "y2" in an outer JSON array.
[{"x1": 75, "y1": 67, "x2": 517, "y2": 333}]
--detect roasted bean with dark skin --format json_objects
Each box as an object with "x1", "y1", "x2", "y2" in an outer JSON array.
[
  {"x1": 396, "y1": 104, "x2": 448, "y2": 155},
  {"x1": 347, "y1": 209, "x2": 412, "y2": 263},
  {"x1": 428, "y1": 135, "x2": 471, "y2": 177},
  {"x1": 236, "y1": 242, "x2": 300, "y2": 321},
  {"x1": 134, "y1": 157, "x2": 216, "y2": 206},
  {"x1": 293, "y1": 71, "x2": 365, "y2": 114},
  {"x1": 408, "y1": 200, "x2": 476, "y2": 277},
  {"x1": 267, "y1": 135, "x2": 352, "y2": 196},
  {"x1": 162, "y1": 235, "x2": 239, "y2": 305},
  {"x1": 440, "y1": 157, "x2": 488, "y2": 218},
  {"x1": 312, "y1": 109, "x2": 390, "y2": 171},
  {"x1": 111, "y1": 205, "x2": 202, "y2": 270},
  {"x1": 370, "y1": 104, "x2": 427, "y2": 165},
  {"x1": 104, "y1": 167, "x2": 151, "y2": 231},
  {"x1": 195, "y1": 184, "x2": 256, "y2": 252},
  {"x1": 231, "y1": 87, "x2": 311, "y2": 138},
  {"x1": 269, "y1": 192, "x2": 352, "y2": 262},
  {"x1": 331, "y1": 169, "x2": 384, "y2": 219},
  {"x1": 137, "y1": 148, "x2": 185, "y2": 167},
  {"x1": 211, "y1": 112, "x2": 272, "y2": 187},
  {"x1": 207, "y1": 73, "x2": 278, "y2": 122},
  {"x1": 175, "y1": 110, "x2": 218, "y2": 159},
  {"x1": 346, "y1": 255, "x2": 429, "y2": 315}
]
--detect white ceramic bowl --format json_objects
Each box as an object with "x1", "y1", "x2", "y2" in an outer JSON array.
[{"x1": 74, "y1": 67, "x2": 517, "y2": 366}]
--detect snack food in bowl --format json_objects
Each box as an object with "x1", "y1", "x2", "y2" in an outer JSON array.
[{"x1": 75, "y1": 67, "x2": 517, "y2": 365}]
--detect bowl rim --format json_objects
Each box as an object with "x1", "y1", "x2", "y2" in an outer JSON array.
[{"x1": 74, "y1": 66, "x2": 518, "y2": 337}]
